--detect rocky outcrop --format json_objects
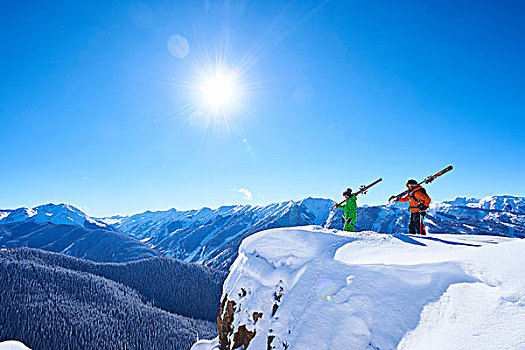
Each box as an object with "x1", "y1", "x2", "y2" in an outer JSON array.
[
  {"x1": 216, "y1": 281, "x2": 289, "y2": 350},
  {"x1": 217, "y1": 290, "x2": 268, "y2": 350},
  {"x1": 217, "y1": 294, "x2": 236, "y2": 349},
  {"x1": 218, "y1": 293, "x2": 258, "y2": 350}
]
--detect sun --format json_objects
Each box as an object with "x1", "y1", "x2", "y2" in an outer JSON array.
[
  {"x1": 168, "y1": 45, "x2": 260, "y2": 134},
  {"x1": 201, "y1": 71, "x2": 237, "y2": 109},
  {"x1": 190, "y1": 65, "x2": 248, "y2": 132}
]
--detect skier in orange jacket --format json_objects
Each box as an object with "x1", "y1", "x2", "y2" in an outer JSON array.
[{"x1": 396, "y1": 179, "x2": 431, "y2": 235}]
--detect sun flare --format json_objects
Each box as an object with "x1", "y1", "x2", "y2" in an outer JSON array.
[{"x1": 169, "y1": 45, "x2": 260, "y2": 134}]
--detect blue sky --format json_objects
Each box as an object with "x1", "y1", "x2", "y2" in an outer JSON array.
[{"x1": 1, "y1": 0, "x2": 524, "y2": 216}]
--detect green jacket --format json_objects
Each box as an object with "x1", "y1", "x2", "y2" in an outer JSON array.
[{"x1": 336, "y1": 195, "x2": 357, "y2": 220}]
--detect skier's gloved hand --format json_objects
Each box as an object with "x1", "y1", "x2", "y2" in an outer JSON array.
[
  {"x1": 389, "y1": 195, "x2": 397, "y2": 203},
  {"x1": 418, "y1": 204, "x2": 428, "y2": 211}
]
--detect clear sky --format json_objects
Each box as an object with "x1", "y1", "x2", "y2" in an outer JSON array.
[{"x1": 1, "y1": 0, "x2": 524, "y2": 217}]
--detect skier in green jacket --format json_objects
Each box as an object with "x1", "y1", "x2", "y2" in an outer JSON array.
[{"x1": 335, "y1": 188, "x2": 357, "y2": 232}]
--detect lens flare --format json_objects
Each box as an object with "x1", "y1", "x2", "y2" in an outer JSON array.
[
  {"x1": 314, "y1": 277, "x2": 339, "y2": 302},
  {"x1": 167, "y1": 34, "x2": 190, "y2": 59}
]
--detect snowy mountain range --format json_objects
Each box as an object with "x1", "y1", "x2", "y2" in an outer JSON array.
[
  {"x1": 99, "y1": 198, "x2": 335, "y2": 269},
  {"x1": 1, "y1": 195, "x2": 524, "y2": 270}
]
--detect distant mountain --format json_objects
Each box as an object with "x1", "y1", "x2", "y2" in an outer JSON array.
[
  {"x1": 0, "y1": 248, "x2": 220, "y2": 350},
  {"x1": 0, "y1": 203, "x2": 115, "y2": 231},
  {"x1": 0, "y1": 222, "x2": 159, "y2": 263},
  {"x1": 100, "y1": 198, "x2": 335, "y2": 269},
  {"x1": 101, "y1": 195, "x2": 525, "y2": 270}
]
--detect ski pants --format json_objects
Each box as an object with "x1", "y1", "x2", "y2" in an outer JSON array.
[
  {"x1": 409, "y1": 211, "x2": 426, "y2": 235},
  {"x1": 343, "y1": 216, "x2": 356, "y2": 232}
]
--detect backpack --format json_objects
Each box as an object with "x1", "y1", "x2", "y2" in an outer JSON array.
[{"x1": 410, "y1": 187, "x2": 430, "y2": 203}]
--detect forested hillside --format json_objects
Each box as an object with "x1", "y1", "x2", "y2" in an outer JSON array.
[{"x1": 0, "y1": 248, "x2": 226, "y2": 350}]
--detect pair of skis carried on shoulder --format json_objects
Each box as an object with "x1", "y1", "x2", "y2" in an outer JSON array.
[
  {"x1": 388, "y1": 165, "x2": 453, "y2": 204},
  {"x1": 388, "y1": 165, "x2": 453, "y2": 235},
  {"x1": 327, "y1": 177, "x2": 383, "y2": 230},
  {"x1": 331, "y1": 178, "x2": 383, "y2": 210}
]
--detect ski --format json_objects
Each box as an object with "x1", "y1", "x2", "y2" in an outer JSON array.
[
  {"x1": 332, "y1": 178, "x2": 382, "y2": 210},
  {"x1": 388, "y1": 165, "x2": 453, "y2": 204}
]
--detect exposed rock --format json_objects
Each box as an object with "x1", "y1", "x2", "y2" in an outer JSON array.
[
  {"x1": 218, "y1": 293, "x2": 259, "y2": 350},
  {"x1": 218, "y1": 294, "x2": 236, "y2": 349},
  {"x1": 272, "y1": 303, "x2": 279, "y2": 317},
  {"x1": 232, "y1": 325, "x2": 256, "y2": 349},
  {"x1": 267, "y1": 335, "x2": 275, "y2": 350},
  {"x1": 253, "y1": 312, "x2": 263, "y2": 324},
  {"x1": 274, "y1": 288, "x2": 283, "y2": 302}
]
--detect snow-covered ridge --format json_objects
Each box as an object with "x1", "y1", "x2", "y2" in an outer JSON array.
[
  {"x1": 0, "y1": 203, "x2": 112, "y2": 230},
  {"x1": 434, "y1": 195, "x2": 525, "y2": 213},
  {"x1": 100, "y1": 198, "x2": 330, "y2": 231},
  {"x1": 193, "y1": 227, "x2": 525, "y2": 350}
]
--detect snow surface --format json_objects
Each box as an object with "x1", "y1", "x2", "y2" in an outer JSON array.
[
  {"x1": 191, "y1": 338, "x2": 219, "y2": 350},
  {"x1": 192, "y1": 226, "x2": 525, "y2": 350},
  {"x1": 0, "y1": 211, "x2": 12, "y2": 221},
  {"x1": 0, "y1": 341, "x2": 31, "y2": 350}
]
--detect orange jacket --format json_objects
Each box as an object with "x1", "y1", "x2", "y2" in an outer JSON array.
[{"x1": 398, "y1": 186, "x2": 431, "y2": 213}]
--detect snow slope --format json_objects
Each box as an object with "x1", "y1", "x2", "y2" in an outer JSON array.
[
  {"x1": 0, "y1": 341, "x2": 31, "y2": 350},
  {"x1": 0, "y1": 211, "x2": 12, "y2": 221},
  {"x1": 193, "y1": 226, "x2": 525, "y2": 350}
]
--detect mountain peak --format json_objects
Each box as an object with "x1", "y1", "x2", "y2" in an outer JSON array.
[{"x1": 0, "y1": 203, "x2": 111, "y2": 229}]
